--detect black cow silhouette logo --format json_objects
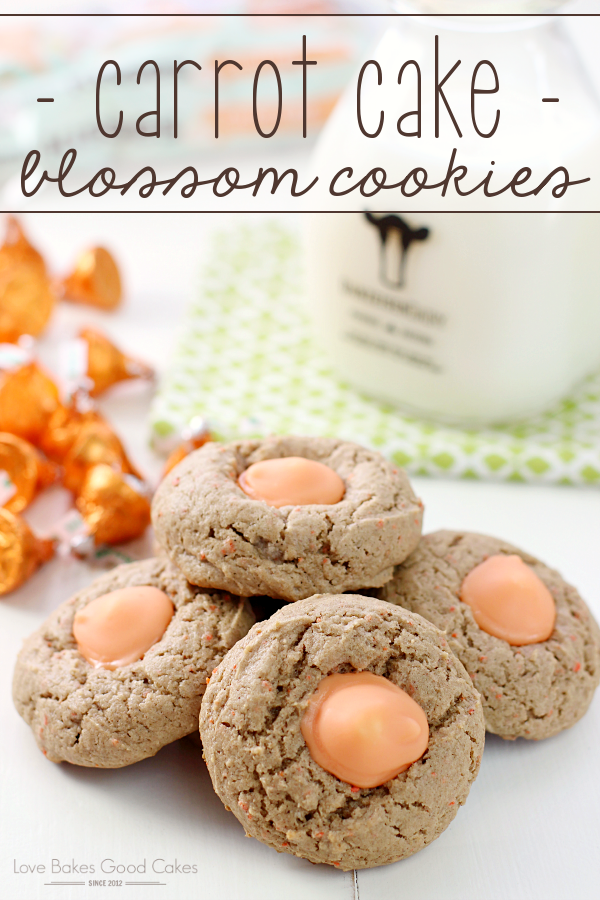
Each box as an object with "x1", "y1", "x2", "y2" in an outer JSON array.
[{"x1": 365, "y1": 212, "x2": 430, "y2": 289}]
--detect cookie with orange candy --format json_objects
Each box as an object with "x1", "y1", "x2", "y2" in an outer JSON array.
[
  {"x1": 378, "y1": 531, "x2": 600, "y2": 740},
  {"x1": 200, "y1": 594, "x2": 484, "y2": 870},
  {"x1": 12, "y1": 557, "x2": 255, "y2": 767},
  {"x1": 152, "y1": 435, "x2": 423, "y2": 602}
]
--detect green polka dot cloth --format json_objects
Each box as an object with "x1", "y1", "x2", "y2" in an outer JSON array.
[{"x1": 150, "y1": 220, "x2": 600, "y2": 488}]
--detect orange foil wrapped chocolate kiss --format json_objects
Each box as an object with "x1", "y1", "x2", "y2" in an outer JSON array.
[
  {"x1": 0, "y1": 218, "x2": 55, "y2": 342},
  {"x1": 0, "y1": 362, "x2": 60, "y2": 444},
  {"x1": 0, "y1": 507, "x2": 55, "y2": 596},
  {"x1": 61, "y1": 417, "x2": 141, "y2": 495},
  {"x1": 38, "y1": 401, "x2": 103, "y2": 464},
  {"x1": 78, "y1": 328, "x2": 154, "y2": 397},
  {"x1": 301, "y1": 672, "x2": 429, "y2": 788},
  {"x1": 60, "y1": 247, "x2": 122, "y2": 310},
  {"x1": 75, "y1": 464, "x2": 151, "y2": 545},
  {"x1": 0, "y1": 432, "x2": 59, "y2": 513}
]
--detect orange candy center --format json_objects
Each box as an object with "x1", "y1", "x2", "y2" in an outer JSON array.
[
  {"x1": 238, "y1": 457, "x2": 345, "y2": 508},
  {"x1": 73, "y1": 586, "x2": 174, "y2": 669},
  {"x1": 301, "y1": 672, "x2": 429, "y2": 788},
  {"x1": 460, "y1": 554, "x2": 556, "y2": 646}
]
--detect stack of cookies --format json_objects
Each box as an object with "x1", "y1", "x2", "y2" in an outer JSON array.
[{"x1": 12, "y1": 435, "x2": 600, "y2": 871}]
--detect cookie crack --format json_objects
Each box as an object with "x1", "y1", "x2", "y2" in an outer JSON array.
[{"x1": 429, "y1": 695, "x2": 466, "y2": 730}]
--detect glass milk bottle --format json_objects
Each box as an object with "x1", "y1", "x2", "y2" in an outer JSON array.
[{"x1": 304, "y1": 2, "x2": 600, "y2": 424}]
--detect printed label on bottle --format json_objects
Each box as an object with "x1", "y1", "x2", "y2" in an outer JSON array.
[{"x1": 337, "y1": 213, "x2": 447, "y2": 375}]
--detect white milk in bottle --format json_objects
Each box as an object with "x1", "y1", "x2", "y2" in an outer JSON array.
[{"x1": 305, "y1": 2, "x2": 600, "y2": 424}]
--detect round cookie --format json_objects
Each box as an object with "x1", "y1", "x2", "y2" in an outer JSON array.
[
  {"x1": 378, "y1": 531, "x2": 600, "y2": 740},
  {"x1": 200, "y1": 594, "x2": 485, "y2": 870},
  {"x1": 13, "y1": 557, "x2": 255, "y2": 767},
  {"x1": 152, "y1": 435, "x2": 423, "y2": 602}
]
